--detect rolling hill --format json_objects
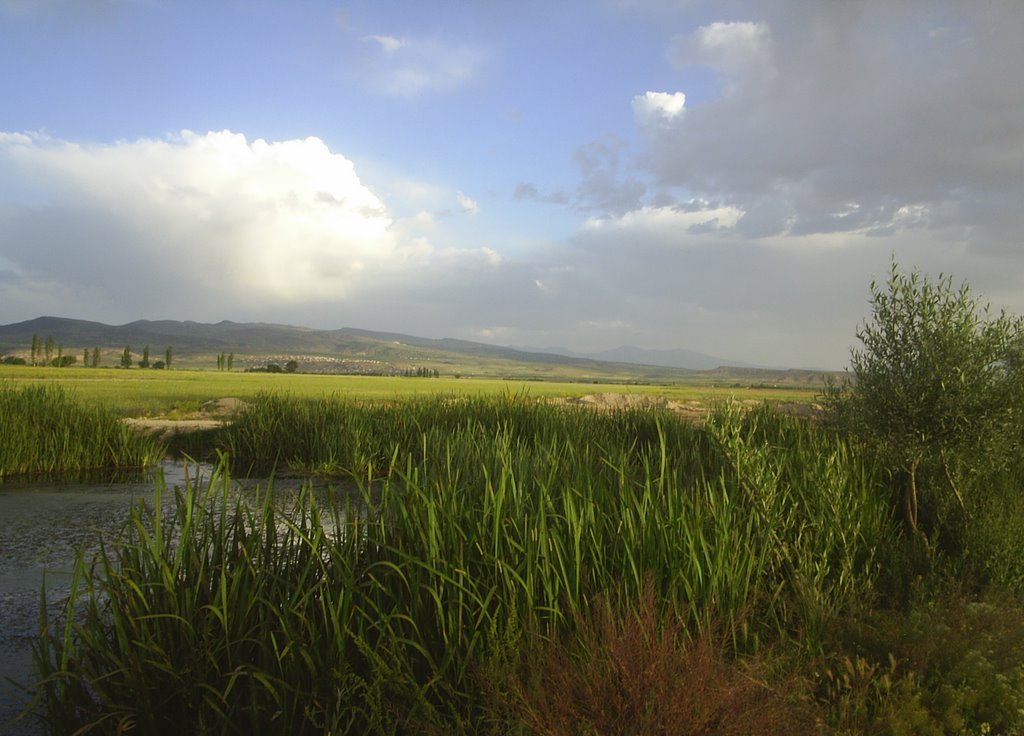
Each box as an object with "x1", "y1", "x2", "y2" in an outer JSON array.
[{"x1": 0, "y1": 316, "x2": 828, "y2": 385}]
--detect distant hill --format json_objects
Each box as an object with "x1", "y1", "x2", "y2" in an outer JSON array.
[
  {"x1": 521, "y1": 344, "x2": 755, "y2": 371},
  {"x1": 0, "y1": 316, "x2": 825, "y2": 384}
]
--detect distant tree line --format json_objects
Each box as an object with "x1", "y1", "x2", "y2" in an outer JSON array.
[
  {"x1": 119, "y1": 345, "x2": 173, "y2": 369},
  {"x1": 27, "y1": 334, "x2": 70, "y2": 366},
  {"x1": 7, "y1": 335, "x2": 174, "y2": 369},
  {"x1": 402, "y1": 366, "x2": 440, "y2": 378},
  {"x1": 246, "y1": 360, "x2": 298, "y2": 374}
]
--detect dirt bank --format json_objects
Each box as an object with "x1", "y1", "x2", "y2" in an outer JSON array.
[{"x1": 122, "y1": 397, "x2": 249, "y2": 441}]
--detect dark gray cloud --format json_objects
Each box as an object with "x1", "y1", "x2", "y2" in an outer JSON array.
[
  {"x1": 513, "y1": 182, "x2": 570, "y2": 205},
  {"x1": 573, "y1": 134, "x2": 647, "y2": 215},
  {"x1": 636, "y1": 1, "x2": 1024, "y2": 249}
]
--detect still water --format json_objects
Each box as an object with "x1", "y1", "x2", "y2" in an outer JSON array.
[{"x1": 0, "y1": 461, "x2": 209, "y2": 734}]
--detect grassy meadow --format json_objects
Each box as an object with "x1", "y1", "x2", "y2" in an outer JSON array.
[
  {"x1": 8, "y1": 385, "x2": 1024, "y2": 735},
  {"x1": 0, "y1": 364, "x2": 818, "y2": 416}
]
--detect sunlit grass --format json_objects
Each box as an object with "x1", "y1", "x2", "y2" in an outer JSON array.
[
  {"x1": 0, "y1": 365, "x2": 818, "y2": 417},
  {"x1": 0, "y1": 383, "x2": 165, "y2": 479}
]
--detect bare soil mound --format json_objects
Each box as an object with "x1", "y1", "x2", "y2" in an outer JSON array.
[{"x1": 124, "y1": 397, "x2": 250, "y2": 440}]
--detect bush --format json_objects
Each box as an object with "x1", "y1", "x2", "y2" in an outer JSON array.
[
  {"x1": 820, "y1": 589, "x2": 1024, "y2": 735},
  {"x1": 824, "y1": 261, "x2": 1023, "y2": 539},
  {"x1": 488, "y1": 580, "x2": 820, "y2": 736}
]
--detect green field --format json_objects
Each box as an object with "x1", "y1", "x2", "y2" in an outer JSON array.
[{"x1": 0, "y1": 365, "x2": 821, "y2": 416}]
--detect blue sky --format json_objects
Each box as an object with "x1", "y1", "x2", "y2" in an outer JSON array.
[{"x1": 1, "y1": 0, "x2": 1022, "y2": 368}]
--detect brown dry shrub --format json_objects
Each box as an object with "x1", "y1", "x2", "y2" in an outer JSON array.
[{"x1": 487, "y1": 582, "x2": 822, "y2": 736}]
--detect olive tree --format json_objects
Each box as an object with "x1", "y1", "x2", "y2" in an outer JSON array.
[{"x1": 825, "y1": 262, "x2": 1023, "y2": 537}]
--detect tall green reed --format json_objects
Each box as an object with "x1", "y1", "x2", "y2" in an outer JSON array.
[
  {"x1": 31, "y1": 462, "x2": 372, "y2": 735},
  {"x1": 0, "y1": 383, "x2": 164, "y2": 479},
  {"x1": 29, "y1": 396, "x2": 894, "y2": 733}
]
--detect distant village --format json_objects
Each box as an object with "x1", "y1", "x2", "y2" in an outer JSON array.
[{"x1": 242, "y1": 355, "x2": 439, "y2": 377}]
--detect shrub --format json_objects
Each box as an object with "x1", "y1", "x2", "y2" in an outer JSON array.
[
  {"x1": 824, "y1": 261, "x2": 1024, "y2": 539},
  {"x1": 488, "y1": 580, "x2": 820, "y2": 736},
  {"x1": 820, "y1": 589, "x2": 1024, "y2": 735}
]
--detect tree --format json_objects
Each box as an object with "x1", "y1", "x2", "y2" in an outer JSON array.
[
  {"x1": 824, "y1": 261, "x2": 1023, "y2": 537},
  {"x1": 165, "y1": 346, "x2": 173, "y2": 369},
  {"x1": 92, "y1": 347, "x2": 100, "y2": 368},
  {"x1": 140, "y1": 345, "x2": 151, "y2": 369},
  {"x1": 284, "y1": 360, "x2": 298, "y2": 373},
  {"x1": 31, "y1": 334, "x2": 39, "y2": 366},
  {"x1": 44, "y1": 336, "x2": 55, "y2": 366},
  {"x1": 121, "y1": 346, "x2": 132, "y2": 368},
  {"x1": 227, "y1": 352, "x2": 234, "y2": 371}
]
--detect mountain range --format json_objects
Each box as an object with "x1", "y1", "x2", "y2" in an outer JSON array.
[
  {"x1": 519, "y1": 345, "x2": 757, "y2": 371},
  {"x1": 0, "y1": 316, "x2": 817, "y2": 383}
]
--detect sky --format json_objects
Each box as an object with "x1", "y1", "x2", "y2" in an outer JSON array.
[{"x1": 1, "y1": 0, "x2": 1022, "y2": 369}]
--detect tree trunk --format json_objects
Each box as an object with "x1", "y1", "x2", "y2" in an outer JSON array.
[{"x1": 905, "y1": 457, "x2": 921, "y2": 537}]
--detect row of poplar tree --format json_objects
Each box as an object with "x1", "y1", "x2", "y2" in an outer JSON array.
[{"x1": 27, "y1": 334, "x2": 173, "y2": 369}]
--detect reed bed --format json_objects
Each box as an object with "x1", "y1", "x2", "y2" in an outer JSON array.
[
  {"x1": 0, "y1": 383, "x2": 165, "y2": 479},
  {"x1": 27, "y1": 395, "x2": 894, "y2": 734}
]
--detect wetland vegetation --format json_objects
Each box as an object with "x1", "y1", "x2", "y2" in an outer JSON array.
[
  {"x1": 25, "y1": 398, "x2": 887, "y2": 734},
  {"x1": 5, "y1": 265, "x2": 1024, "y2": 734},
  {"x1": 0, "y1": 384, "x2": 165, "y2": 480}
]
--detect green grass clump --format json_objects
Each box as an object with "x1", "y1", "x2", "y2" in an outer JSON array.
[
  {"x1": 26, "y1": 397, "x2": 895, "y2": 733},
  {"x1": 0, "y1": 383, "x2": 164, "y2": 479}
]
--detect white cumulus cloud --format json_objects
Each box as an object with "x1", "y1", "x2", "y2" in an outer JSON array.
[
  {"x1": 365, "y1": 34, "x2": 405, "y2": 54},
  {"x1": 582, "y1": 202, "x2": 743, "y2": 234},
  {"x1": 456, "y1": 190, "x2": 479, "y2": 214},
  {"x1": 0, "y1": 130, "x2": 434, "y2": 316},
  {"x1": 632, "y1": 91, "x2": 686, "y2": 125},
  {"x1": 670, "y1": 20, "x2": 774, "y2": 81}
]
